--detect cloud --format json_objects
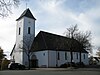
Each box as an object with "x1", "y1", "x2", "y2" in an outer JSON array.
[
  {"x1": 35, "y1": 0, "x2": 92, "y2": 33},
  {"x1": 37, "y1": 0, "x2": 100, "y2": 49}
]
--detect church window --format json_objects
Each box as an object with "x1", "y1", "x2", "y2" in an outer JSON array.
[
  {"x1": 72, "y1": 52, "x2": 73, "y2": 60},
  {"x1": 43, "y1": 53, "x2": 45, "y2": 56},
  {"x1": 19, "y1": 27, "x2": 21, "y2": 35},
  {"x1": 84, "y1": 54, "x2": 85, "y2": 59},
  {"x1": 28, "y1": 27, "x2": 30, "y2": 34},
  {"x1": 57, "y1": 52, "x2": 60, "y2": 60},
  {"x1": 65, "y1": 52, "x2": 67, "y2": 60},
  {"x1": 76, "y1": 53, "x2": 78, "y2": 59}
]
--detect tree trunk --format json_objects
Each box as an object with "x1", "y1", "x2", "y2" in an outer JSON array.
[
  {"x1": 70, "y1": 51, "x2": 73, "y2": 67},
  {"x1": 79, "y1": 51, "x2": 82, "y2": 67},
  {"x1": 28, "y1": 54, "x2": 30, "y2": 70},
  {"x1": 70, "y1": 51, "x2": 73, "y2": 63},
  {"x1": 56, "y1": 50, "x2": 57, "y2": 67}
]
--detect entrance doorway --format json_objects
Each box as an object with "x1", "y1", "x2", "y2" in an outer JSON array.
[
  {"x1": 30, "y1": 54, "x2": 38, "y2": 68},
  {"x1": 30, "y1": 59, "x2": 38, "y2": 68}
]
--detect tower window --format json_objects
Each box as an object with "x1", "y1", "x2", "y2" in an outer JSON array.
[
  {"x1": 28, "y1": 27, "x2": 30, "y2": 34},
  {"x1": 19, "y1": 27, "x2": 21, "y2": 35}
]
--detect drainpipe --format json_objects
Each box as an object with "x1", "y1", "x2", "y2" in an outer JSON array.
[{"x1": 48, "y1": 50, "x2": 49, "y2": 68}]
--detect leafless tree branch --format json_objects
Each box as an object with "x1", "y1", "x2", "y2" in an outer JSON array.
[
  {"x1": 65, "y1": 24, "x2": 92, "y2": 52},
  {"x1": 0, "y1": 0, "x2": 29, "y2": 17}
]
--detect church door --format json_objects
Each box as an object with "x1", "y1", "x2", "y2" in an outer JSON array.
[
  {"x1": 30, "y1": 59, "x2": 38, "y2": 68},
  {"x1": 30, "y1": 54, "x2": 38, "y2": 68}
]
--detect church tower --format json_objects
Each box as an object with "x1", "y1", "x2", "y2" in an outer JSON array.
[{"x1": 14, "y1": 8, "x2": 36, "y2": 66}]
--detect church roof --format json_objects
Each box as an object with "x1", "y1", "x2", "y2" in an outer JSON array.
[
  {"x1": 31, "y1": 31, "x2": 88, "y2": 53},
  {"x1": 16, "y1": 8, "x2": 36, "y2": 21},
  {"x1": 10, "y1": 44, "x2": 16, "y2": 56}
]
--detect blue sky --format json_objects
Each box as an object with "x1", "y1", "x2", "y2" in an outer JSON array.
[{"x1": 0, "y1": 0, "x2": 100, "y2": 58}]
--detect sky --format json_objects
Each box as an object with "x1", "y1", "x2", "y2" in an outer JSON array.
[{"x1": 0, "y1": 0, "x2": 100, "y2": 59}]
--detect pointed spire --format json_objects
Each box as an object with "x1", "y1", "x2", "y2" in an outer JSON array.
[{"x1": 16, "y1": 8, "x2": 36, "y2": 21}]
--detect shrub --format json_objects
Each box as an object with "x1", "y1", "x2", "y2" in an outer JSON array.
[
  {"x1": 1, "y1": 58, "x2": 10, "y2": 70},
  {"x1": 60, "y1": 62, "x2": 76, "y2": 68},
  {"x1": 76, "y1": 62, "x2": 85, "y2": 68}
]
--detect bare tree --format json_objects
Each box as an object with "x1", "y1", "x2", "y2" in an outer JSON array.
[
  {"x1": 0, "y1": 0, "x2": 29, "y2": 17},
  {"x1": 65, "y1": 25, "x2": 78, "y2": 39},
  {"x1": 19, "y1": 35, "x2": 34, "y2": 69},
  {"x1": 64, "y1": 25, "x2": 78, "y2": 64},
  {"x1": 64, "y1": 25, "x2": 92, "y2": 66},
  {"x1": 0, "y1": 0, "x2": 20, "y2": 17},
  {"x1": 75, "y1": 31, "x2": 92, "y2": 51},
  {"x1": 0, "y1": 47, "x2": 6, "y2": 70},
  {"x1": 65, "y1": 25, "x2": 92, "y2": 52}
]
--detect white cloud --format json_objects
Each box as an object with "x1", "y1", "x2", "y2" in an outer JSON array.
[
  {"x1": 35, "y1": 0, "x2": 96, "y2": 38},
  {"x1": 38, "y1": 0, "x2": 100, "y2": 51},
  {"x1": 39, "y1": 0, "x2": 66, "y2": 13},
  {"x1": 0, "y1": 17, "x2": 16, "y2": 58}
]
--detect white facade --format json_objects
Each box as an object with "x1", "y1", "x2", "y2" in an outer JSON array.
[
  {"x1": 33, "y1": 50, "x2": 89, "y2": 67},
  {"x1": 11, "y1": 16, "x2": 35, "y2": 66},
  {"x1": 34, "y1": 51, "x2": 48, "y2": 67}
]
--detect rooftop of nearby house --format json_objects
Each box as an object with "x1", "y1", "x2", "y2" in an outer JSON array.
[{"x1": 93, "y1": 57, "x2": 100, "y2": 62}]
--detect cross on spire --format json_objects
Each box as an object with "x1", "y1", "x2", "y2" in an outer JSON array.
[
  {"x1": 25, "y1": 0, "x2": 29, "y2": 9},
  {"x1": 26, "y1": 2, "x2": 28, "y2": 9}
]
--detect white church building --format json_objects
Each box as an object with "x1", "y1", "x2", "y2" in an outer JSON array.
[{"x1": 10, "y1": 8, "x2": 89, "y2": 68}]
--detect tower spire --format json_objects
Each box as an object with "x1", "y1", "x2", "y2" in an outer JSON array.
[
  {"x1": 25, "y1": 0, "x2": 29, "y2": 9},
  {"x1": 26, "y1": 2, "x2": 27, "y2": 9}
]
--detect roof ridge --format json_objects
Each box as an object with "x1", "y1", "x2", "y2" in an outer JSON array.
[{"x1": 39, "y1": 31, "x2": 70, "y2": 39}]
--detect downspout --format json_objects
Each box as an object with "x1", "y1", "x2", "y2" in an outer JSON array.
[
  {"x1": 48, "y1": 50, "x2": 49, "y2": 68},
  {"x1": 56, "y1": 50, "x2": 58, "y2": 67}
]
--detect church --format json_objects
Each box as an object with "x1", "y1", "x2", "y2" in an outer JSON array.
[{"x1": 10, "y1": 8, "x2": 89, "y2": 68}]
